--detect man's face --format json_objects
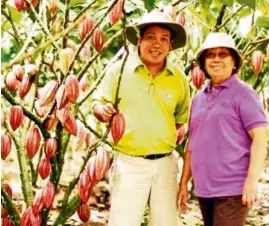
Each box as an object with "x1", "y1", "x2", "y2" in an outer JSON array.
[{"x1": 139, "y1": 25, "x2": 172, "y2": 68}]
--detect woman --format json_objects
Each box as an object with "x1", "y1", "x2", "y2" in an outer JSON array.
[{"x1": 178, "y1": 32, "x2": 268, "y2": 226}]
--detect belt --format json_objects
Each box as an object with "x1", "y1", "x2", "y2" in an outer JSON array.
[{"x1": 134, "y1": 152, "x2": 171, "y2": 160}]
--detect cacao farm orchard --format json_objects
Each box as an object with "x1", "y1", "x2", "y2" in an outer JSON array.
[{"x1": 1, "y1": 0, "x2": 269, "y2": 225}]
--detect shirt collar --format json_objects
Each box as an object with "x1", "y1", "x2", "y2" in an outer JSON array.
[{"x1": 204, "y1": 74, "x2": 237, "y2": 93}]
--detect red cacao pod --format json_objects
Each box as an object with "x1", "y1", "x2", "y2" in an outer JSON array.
[
  {"x1": 2, "y1": 181, "x2": 12, "y2": 198},
  {"x1": 42, "y1": 181, "x2": 55, "y2": 208},
  {"x1": 85, "y1": 132, "x2": 94, "y2": 148},
  {"x1": 191, "y1": 65, "x2": 205, "y2": 90},
  {"x1": 92, "y1": 29, "x2": 105, "y2": 53},
  {"x1": 14, "y1": 0, "x2": 24, "y2": 11},
  {"x1": 251, "y1": 50, "x2": 264, "y2": 75},
  {"x1": 9, "y1": 105, "x2": 24, "y2": 131},
  {"x1": 86, "y1": 155, "x2": 96, "y2": 183},
  {"x1": 55, "y1": 84, "x2": 68, "y2": 110},
  {"x1": 176, "y1": 126, "x2": 185, "y2": 145},
  {"x1": 78, "y1": 171, "x2": 91, "y2": 203},
  {"x1": 74, "y1": 121, "x2": 87, "y2": 151},
  {"x1": 12, "y1": 64, "x2": 24, "y2": 81},
  {"x1": 62, "y1": 111, "x2": 77, "y2": 136},
  {"x1": 77, "y1": 203, "x2": 90, "y2": 222},
  {"x1": 25, "y1": 64, "x2": 38, "y2": 76},
  {"x1": 19, "y1": 74, "x2": 32, "y2": 99},
  {"x1": 1, "y1": 133, "x2": 12, "y2": 160},
  {"x1": 1, "y1": 205, "x2": 8, "y2": 218},
  {"x1": 111, "y1": 112, "x2": 126, "y2": 144},
  {"x1": 95, "y1": 147, "x2": 111, "y2": 181},
  {"x1": 29, "y1": 209, "x2": 42, "y2": 226},
  {"x1": 56, "y1": 104, "x2": 70, "y2": 124},
  {"x1": 163, "y1": 5, "x2": 176, "y2": 20},
  {"x1": 6, "y1": 72, "x2": 19, "y2": 93},
  {"x1": 109, "y1": 0, "x2": 124, "y2": 25},
  {"x1": 34, "y1": 100, "x2": 49, "y2": 118},
  {"x1": 176, "y1": 13, "x2": 185, "y2": 26},
  {"x1": 79, "y1": 74, "x2": 88, "y2": 92},
  {"x1": 79, "y1": 15, "x2": 94, "y2": 41},
  {"x1": 21, "y1": 208, "x2": 31, "y2": 226},
  {"x1": 32, "y1": 192, "x2": 44, "y2": 214},
  {"x1": 2, "y1": 217, "x2": 14, "y2": 226},
  {"x1": 48, "y1": 0, "x2": 58, "y2": 13},
  {"x1": 39, "y1": 81, "x2": 59, "y2": 107},
  {"x1": 65, "y1": 75, "x2": 79, "y2": 103},
  {"x1": 38, "y1": 158, "x2": 51, "y2": 180},
  {"x1": 44, "y1": 138, "x2": 57, "y2": 159},
  {"x1": 25, "y1": 126, "x2": 41, "y2": 159},
  {"x1": 45, "y1": 111, "x2": 58, "y2": 131}
]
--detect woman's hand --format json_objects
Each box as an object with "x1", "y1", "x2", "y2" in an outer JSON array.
[{"x1": 177, "y1": 184, "x2": 189, "y2": 213}]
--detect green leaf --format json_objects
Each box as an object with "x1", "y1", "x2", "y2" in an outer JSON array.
[
  {"x1": 202, "y1": 0, "x2": 212, "y2": 10},
  {"x1": 144, "y1": 0, "x2": 155, "y2": 11},
  {"x1": 238, "y1": 8, "x2": 252, "y2": 17},
  {"x1": 256, "y1": 16, "x2": 269, "y2": 29},
  {"x1": 236, "y1": 0, "x2": 256, "y2": 9},
  {"x1": 68, "y1": 0, "x2": 87, "y2": 8},
  {"x1": 7, "y1": 5, "x2": 22, "y2": 23},
  {"x1": 219, "y1": 0, "x2": 234, "y2": 6}
]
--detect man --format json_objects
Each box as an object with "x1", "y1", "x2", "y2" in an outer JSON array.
[{"x1": 92, "y1": 10, "x2": 189, "y2": 226}]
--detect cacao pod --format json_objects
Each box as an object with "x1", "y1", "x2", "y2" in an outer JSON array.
[
  {"x1": 251, "y1": 50, "x2": 264, "y2": 75},
  {"x1": 32, "y1": 192, "x2": 44, "y2": 214},
  {"x1": 38, "y1": 158, "x2": 51, "y2": 180},
  {"x1": 12, "y1": 64, "x2": 24, "y2": 81},
  {"x1": 56, "y1": 84, "x2": 68, "y2": 110},
  {"x1": 25, "y1": 126, "x2": 41, "y2": 159},
  {"x1": 39, "y1": 81, "x2": 59, "y2": 107},
  {"x1": 78, "y1": 171, "x2": 91, "y2": 203},
  {"x1": 176, "y1": 126, "x2": 185, "y2": 145},
  {"x1": 51, "y1": 17, "x2": 62, "y2": 35},
  {"x1": 1, "y1": 205, "x2": 8, "y2": 218},
  {"x1": 2, "y1": 181, "x2": 12, "y2": 198},
  {"x1": 45, "y1": 111, "x2": 58, "y2": 131},
  {"x1": 62, "y1": 111, "x2": 77, "y2": 136},
  {"x1": 34, "y1": 100, "x2": 49, "y2": 118},
  {"x1": 74, "y1": 121, "x2": 87, "y2": 150},
  {"x1": 79, "y1": 15, "x2": 94, "y2": 41},
  {"x1": 79, "y1": 74, "x2": 88, "y2": 92},
  {"x1": 59, "y1": 48, "x2": 74, "y2": 75},
  {"x1": 86, "y1": 155, "x2": 96, "y2": 183},
  {"x1": 92, "y1": 29, "x2": 105, "y2": 53},
  {"x1": 56, "y1": 106, "x2": 70, "y2": 124},
  {"x1": 19, "y1": 74, "x2": 32, "y2": 99},
  {"x1": 95, "y1": 147, "x2": 111, "y2": 181},
  {"x1": 48, "y1": 0, "x2": 58, "y2": 13},
  {"x1": 109, "y1": 0, "x2": 124, "y2": 25},
  {"x1": 80, "y1": 44, "x2": 91, "y2": 60},
  {"x1": 44, "y1": 138, "x2": 57, "y2": 159},
  {"x1": 85, "y1": 132, "x2": 94, "y2": 148},
  {"x1": 9, "y1": 105, "x2": 24, "y2": 131},
  {"x1": 21, "y1": 208, "x2": 31, "y2": 226},
  {"x1": 6, "y1": 72, "x2": 19, "y2": 93},
  {"x1": 191, "y1": 65, "x2": 205, "y2": 90},
  {"x1": 24, "y1": 64, "x2": 38, "y2": 76},
  {"x1": 14, "y1": 0, "x2": 24, "y2": 11},
  {"x1": 29, "y1": 209, "x2": 42, "y2": 226},
  {"x1": 2, "y1": 217, "x2": 14, "y2": 226},
  {"x1": 1, "y1": 133, "x2": 12, "y2": 160},
  {"x1": 176, "y1": 13, "x2": 185, "y2": 26},
  {"x1": 111, "y1": 112, "x2": 126, "y2": 144},
  {"x1": 163, "y1": 5, "x2": 176, "y2": 20},
  {"x1": 42, "y1": 181, "x2": 55, "y2": 208},
  {"x1": 65, "y1": 75, "x2": 79, "y2": 103},
  {"x1": 77, "y1": 203, "x2": 90, "y2": 222}
]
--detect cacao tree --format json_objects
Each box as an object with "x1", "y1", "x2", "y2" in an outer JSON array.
[{"x1": 1, "y1": 0, "x2": 269, "y2": 225}]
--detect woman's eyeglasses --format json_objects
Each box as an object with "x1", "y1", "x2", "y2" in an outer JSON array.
[{"x1": 204, "y1": 51, "x2": 231, "y2": 59}]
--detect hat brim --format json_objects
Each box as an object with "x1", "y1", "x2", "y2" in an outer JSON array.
[{"x1": 126, "y1": 22, "x2": 186, "y2": 50}]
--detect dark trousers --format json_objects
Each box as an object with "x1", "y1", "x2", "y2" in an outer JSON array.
[{"x1": 198, "y1": 196, "x2": 249, "y2": 226}]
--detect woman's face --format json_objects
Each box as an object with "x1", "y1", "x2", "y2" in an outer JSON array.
[{"x1": 204, "y1": 47, "x2": 235, "y2": 81}]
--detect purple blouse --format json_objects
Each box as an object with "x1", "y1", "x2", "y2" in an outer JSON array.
[{"x1": 189, "y1": 75, "x2": 268, "y2": 197}]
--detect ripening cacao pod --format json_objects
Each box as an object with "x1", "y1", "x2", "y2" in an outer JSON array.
[
  {"x1": 74, "y1": 121, "x2": 87, "y2": 150},
  {"x1": 45, "y1": 111, "x2": 58, "y2": 131},
  {"x1": 59, "y1": 48, "x2": 74, "y2": 75},
  {"x1": 86, "y1": 155, "x2": 96, "y2": 183},
  {"x1": 77, "y1": 203, "x2": 90, "y2": 222},
  {"x1": 39, "y1": 81, "x2": 59, "y2": 107},
  {"x1": 80, "y1": 44, "x2": 91, "y2": 59},
  {"x1": 176, "y1": 126, "x2": 185, "y2": 145},
  {"x1": 48, "y1": 0, "x2": 58, "y2": 13},
  {"x1": 44, "y1": 138, "x2": 57, "y2": 159},
  {"x1": 78, "y1": 171, "x2": 91, "y2": 203},
  {"x1": 31, "y1": 0, "x2": 38, "y2": 7},
  {"x1": 29, "y1": 210, "x2": 42, "y2": 226},
  {"x1": 163, "y1": 5, "x2": 176, "y2": 20},
  {"x1": 25, "y1": 126, "x2": 41, "y2": 159},
  {"x1": 85, "y1": 132, "x2": 94, "y2": 148},
  {"x1": 251, "y1": 50, "x2": 264, "y2": 75},
  {"x1": 6, "y1": 72, "x2": 19, "y2": 93},
  {"x1": 2, "y1": 181, "x2": 12, "y2": 198},
  {"x1": 95, "y1": 147, "x2": 111, "y2": 181},
  {"x1": 21, "y1": 208, "x2": 31, "y2": 226},
  {"x1": 2, "y1": 217, "x2": 14, "y2": 226},
  {"x1": 25, "y1": 64, "x2": 38, "y2": 76},
  {"x1": 1, "y1": 133, "x2": 12, "y2": 160},
  {"x1": 38, "y1": 158, "x2": 51, "y2": 180},
  {"x1": 56, "y1": 85, "x2": 68, "y2": 110},
  {"x1": 65, "y1": 75, "x2": 79, "y2": 103},
  {"x1": 42, "y1": 181, "x2": 55, "y2": 208},
  {"x1": 9, "y1": 105, "x2": 24, "y2": 131},
  {"x1": 79, "y1": 15, "x2": 94, "y2": 41},
  {"x1": 34, "y1": 100, "x2": 49, "y2": 118},
  {"x1": 109, "y1": 0, "x2": 124, "y2": 25},
  {"x1": 191, "y1": 65, "x2": 205, "y2": 90},
  {"x1": 14, "y1": 0, "x2": 24, "y2": 11},
  {"x1": 111, "y1": 112, "x2": 126, "y2": 144},
  {"x1": 176, "y1": 13, "x2": 185, "y2": 26},
  {"x1": 1, "y1": 205, "x2": 8, "y2": 218},
  {"x1": 32, "y1": 192, "x2": 44, "y2": 214},
  {"x1": 62, "y1": 111, "x2": 77, "y2": 136},
  {"x1": 12, "y1": 64, "x2": 24, "y2": 81},
  {"x1": 19, "y1": 74, "x2": 32, "y2": 99},
  {"x1": 92, "y1": 29, "x2": 105, "y2": 53},
  {"x1": 79, "y1": 74, "x2": 88, "y2": 92}
]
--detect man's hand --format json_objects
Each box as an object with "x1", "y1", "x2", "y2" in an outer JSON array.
[
  {"x1": 92, "y1": 103, "x2": 116, "y2": 122},
  {"x1": 177, "y1": 184, "x2": 189, "y2": 213},
  {"x1": 242, "y1": 177, "x2": 259, "y2": 208}
]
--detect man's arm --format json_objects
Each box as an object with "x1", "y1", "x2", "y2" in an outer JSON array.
[{"x1": 242, "y1": 126, "x2": 268, "y2": 207}]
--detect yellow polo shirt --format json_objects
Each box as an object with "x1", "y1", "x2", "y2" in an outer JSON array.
[{"x1": 92, "y1": 50, "x2": 190, "y2": 155}]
